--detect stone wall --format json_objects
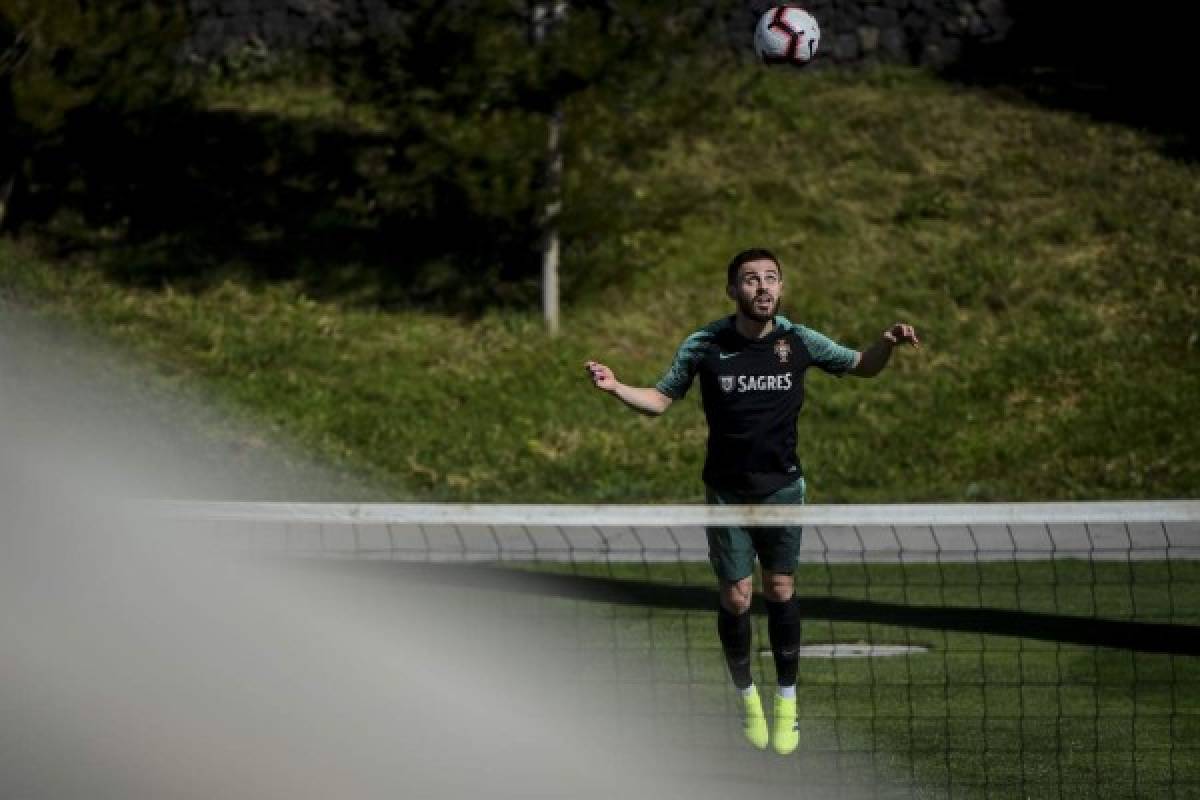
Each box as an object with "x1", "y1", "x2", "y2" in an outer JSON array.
[
  {"x1": 184, "y1": 0, "x2": 1013, "y2": 70},
  {"x1": 183, "y1": 0, "x2": 402, "y2": 62}
]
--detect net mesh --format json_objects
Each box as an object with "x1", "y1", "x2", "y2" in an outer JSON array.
[{"x1": 163, "y1": 501, "x2": 1200, "y2": 798}]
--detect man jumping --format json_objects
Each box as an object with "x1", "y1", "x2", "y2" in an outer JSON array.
[{"x1": 585, "y1": 248, "x2": 919, "y2": 755}]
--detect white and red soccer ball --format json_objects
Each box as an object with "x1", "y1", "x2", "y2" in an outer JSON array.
[{"x1": 754, "y1": 6, "x2": 821, "y2": 67}]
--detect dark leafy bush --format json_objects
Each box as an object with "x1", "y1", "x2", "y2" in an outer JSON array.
[{"x1": 0, "y1": 0, "x2": 193, "y2": 229}]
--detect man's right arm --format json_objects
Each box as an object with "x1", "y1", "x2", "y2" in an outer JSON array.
[{"x1": 585, "y1": 361, "x2": 673, "y2": 417}]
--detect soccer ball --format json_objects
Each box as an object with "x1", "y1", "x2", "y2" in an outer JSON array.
[{"x1": 754, "y1": 6, "x2": 821, "y2": 67}]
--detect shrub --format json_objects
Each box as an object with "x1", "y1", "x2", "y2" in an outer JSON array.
[{"x1": 0, "y1": 0, "x2": 193, "y2": 228}]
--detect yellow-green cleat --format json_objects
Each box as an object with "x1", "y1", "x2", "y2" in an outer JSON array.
[
  {"x1": 740, "y1": 689, "x2": 769, "y2": 750},
  {"x1": 772, "y1": 694, "x2": 799, "y2": 755}
]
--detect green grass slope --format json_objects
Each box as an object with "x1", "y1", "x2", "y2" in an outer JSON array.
[{"x1": 2, "y1": 67, "x2": 1198, "y2": 502}]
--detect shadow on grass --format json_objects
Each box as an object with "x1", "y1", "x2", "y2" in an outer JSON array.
[
  {"x1": 17, "y1": 104, "x2": 539, "y2": 312},
  {"x1": 943, "y1": 0, "x2": 1197, "y2": 162},
  {"x1": 287, "y1": 559, "x2": 1200, "y2": 656},
  {"x1": 13, "y1": 0, "x2": 1192, "y2": 315}
]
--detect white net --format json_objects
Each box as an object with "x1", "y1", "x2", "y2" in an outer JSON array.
[{"x1": 150, "y1": 500, "x2": 1200, "y2": 797}]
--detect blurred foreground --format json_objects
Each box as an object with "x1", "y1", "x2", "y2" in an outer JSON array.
[{"x1": 0, "y1": 310, "x2": 860, "y2": 799}]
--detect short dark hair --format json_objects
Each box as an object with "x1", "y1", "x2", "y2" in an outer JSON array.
[{"x1": 726, "y1": 248, "x2": 782, "y2": 286}]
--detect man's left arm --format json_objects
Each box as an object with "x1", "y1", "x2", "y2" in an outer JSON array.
[{"x1": 849, "y1": 323, "x2": 920, "y2": 378}]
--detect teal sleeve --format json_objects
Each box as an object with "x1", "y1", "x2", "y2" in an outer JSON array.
[
  {"x1": 654, "y1": 330, "x2": 711, "y2": 399},
  {"x1": 797, "y1": 325, "x2": 859, "y2": 375}
]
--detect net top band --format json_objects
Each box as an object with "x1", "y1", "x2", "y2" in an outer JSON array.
[{"x1": 153, "y1": 500, "x2": 1200, "y2": 527}]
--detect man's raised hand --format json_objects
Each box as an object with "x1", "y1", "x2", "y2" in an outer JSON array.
[
  {"x1": 883, "y1": 323, "x2": 920, "y2": 349},
  {"x1": 586, "y1": 360, "x2": 618, "y2": 392}
]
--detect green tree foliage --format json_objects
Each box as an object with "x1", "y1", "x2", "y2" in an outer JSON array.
[
  {"x1": 0, "y1": 0, "x2": 192, "y2": 228},
  {"x1": 329, "y1": 0, "x2": 738, "y2": 309}
]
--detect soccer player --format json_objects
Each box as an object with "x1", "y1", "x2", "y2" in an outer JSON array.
[{"x1": 585, "y1": 248, "x2": 919, "y2": 755}]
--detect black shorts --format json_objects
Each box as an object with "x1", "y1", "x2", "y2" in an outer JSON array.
[{"x1": 705, "y1": 476, "x2": 806, "y2": 582}]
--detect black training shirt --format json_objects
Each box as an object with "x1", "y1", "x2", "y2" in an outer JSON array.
[{"x1": 655, "y1": 315, "x2": 858, "y2": 497}]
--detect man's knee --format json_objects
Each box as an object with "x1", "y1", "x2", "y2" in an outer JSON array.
[
  {"x1": 762, "y1": 571, "x2": 794, "y2": 603},
  {"x1": 719, "y1": 578, "x2": 754, "y2": 614}
]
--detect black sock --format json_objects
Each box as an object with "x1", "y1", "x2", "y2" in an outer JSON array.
[
  {"x1": 766, "y1": 597, "x2": 801, "y2": 687},
  {"x1": 717, "y1": 604, "x2": 754, "y2": 690}
]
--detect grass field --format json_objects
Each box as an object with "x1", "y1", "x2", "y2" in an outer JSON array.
[
  {"x1": 2, "y1": 66, "x2": 1198, "y2": 503},
  {"x1": 493, "y1": 559, "x2": 1200, "y2": 798}
]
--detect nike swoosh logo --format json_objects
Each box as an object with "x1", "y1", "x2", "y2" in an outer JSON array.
[{"x1": 718, "y1": 352, "x2": 739, "y2": 359}]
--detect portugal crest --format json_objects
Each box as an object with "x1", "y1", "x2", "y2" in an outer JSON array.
[
  {"x1": 719, "y1": 375, "x2": 735, "y2": 393},
  {"x1": 774, "y1": 338, "x2": 792, "y2": 364}
]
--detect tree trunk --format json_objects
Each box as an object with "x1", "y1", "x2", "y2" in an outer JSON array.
[
  {"x1": 540, "y1": 106, "x2": 563, "y2": 336},
  {"x1": 531, "y1": 1, "x2": 567, "y2": 335}
]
